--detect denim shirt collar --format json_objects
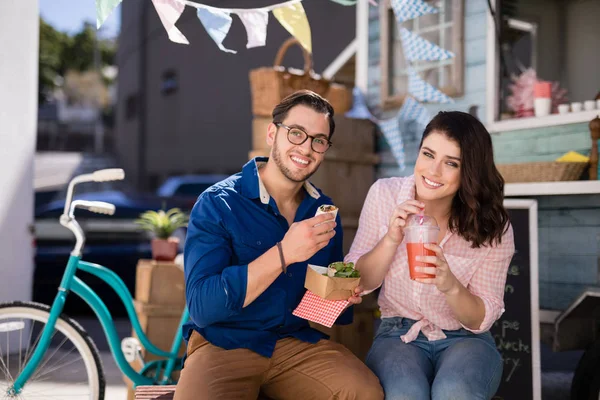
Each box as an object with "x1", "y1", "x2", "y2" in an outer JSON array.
[{"x1": 241, "y1": 157, "x2": 321, "y2": 205}]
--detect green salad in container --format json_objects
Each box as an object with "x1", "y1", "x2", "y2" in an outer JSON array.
[{"x1": 324, "y1": 262, "x2": 360, "y2": 278}]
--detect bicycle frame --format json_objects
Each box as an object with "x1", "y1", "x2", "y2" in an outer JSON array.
[{"x1": 11, "y1": 253, "x2": 189, "y2": 393}]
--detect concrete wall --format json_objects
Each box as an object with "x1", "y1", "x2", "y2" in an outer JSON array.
[{"x1": 0, "y1": 0, "x2": 38, "y2": 303}]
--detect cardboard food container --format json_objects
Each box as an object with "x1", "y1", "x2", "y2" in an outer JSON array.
[{"x1": 305, "y1": 264, "x2": 361, "y2": 301}]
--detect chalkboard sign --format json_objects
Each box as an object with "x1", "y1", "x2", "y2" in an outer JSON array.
[{"x1": 491, "y1": 200, "x2": 541, "y2": 400}]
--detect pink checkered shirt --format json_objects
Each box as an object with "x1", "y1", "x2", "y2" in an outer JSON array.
[{"x1": 345, "y1": 175, "x2": 515, "y2": 343}]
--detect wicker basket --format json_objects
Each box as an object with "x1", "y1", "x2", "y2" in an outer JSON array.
[
  {"x1": 249, "y1": 38, "x2": 352, "y2": 117},
  {"x1": 497, "y1": 161, "x2": 589, "y2": 183}
]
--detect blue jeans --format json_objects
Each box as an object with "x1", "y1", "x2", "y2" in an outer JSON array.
[{"x1": 366, "y1": 317, "x2": 502, "y2": 400}]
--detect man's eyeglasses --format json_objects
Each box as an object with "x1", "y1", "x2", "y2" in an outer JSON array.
[{"x1": 274, "y1": 123, "x2": 332, "y2": 154}]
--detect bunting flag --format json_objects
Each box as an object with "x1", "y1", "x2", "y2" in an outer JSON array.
[
  {"x1": 96, "y1": 0, "x2": 122, "y2": 29},
  {"x1": 152, "y1": 0, "x2": 189, "y2": 44},
  {"x1": 345, "y1": 87, "x2": 378, "y2": 122},
  {"x1": 237, "y1": 10, "x2": 269, "y2": 49},
  {"x1": 197, "y1": 8, "x2": 236, "y2": 54},
  {"x1": 328, "y1": 0, "x2": 379, "y2": 5},
  {"x1": 272, "y1": 3, "x2": 312, "y2": 53},
  {"x1": 379, "y1": 115, "x2": 405, "y2": 170},
  {"x1": 399, "y1": 96, "x2": 430, "y2": 128},
  {"x1": 400, "y1": 28, "x2": 454, "y2": 61},
  {"x1": 391, "y1": 0, "x2": 438, "y2": 24},
  {"x1": 407, "y1": 68, "x2": 454, "y2": 104}
]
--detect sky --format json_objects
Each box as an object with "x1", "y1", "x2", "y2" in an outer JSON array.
[{"x1": 39, "y1": 0, "x2": 121, "y2": 39}]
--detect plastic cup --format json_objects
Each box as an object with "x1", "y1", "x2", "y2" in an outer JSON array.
[{"x1": 404, "y1": 214, "x2": 439, "y2": 280}]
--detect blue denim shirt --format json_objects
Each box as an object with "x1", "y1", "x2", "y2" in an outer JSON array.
[{"x1": 182, "y1": 157, "x2": 350, "y2": 358}]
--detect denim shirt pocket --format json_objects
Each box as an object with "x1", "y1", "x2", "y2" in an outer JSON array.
[{"x1": 234, "y1": 235, "x2": 272, "y2": 264}]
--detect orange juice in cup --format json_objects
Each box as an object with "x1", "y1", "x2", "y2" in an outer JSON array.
[{"x1": 404, "y1": 214, "x2": 439, "y2": 280}]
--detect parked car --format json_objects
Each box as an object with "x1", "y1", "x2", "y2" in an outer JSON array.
[
  {"x1": 33, "y1": 174, "x2": 226, "y2": 317},
  {"x1": 156, "y1": 174, "x2": 229, "y2": 199}
]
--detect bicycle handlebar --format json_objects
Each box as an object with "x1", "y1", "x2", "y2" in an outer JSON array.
[
  {"x1": 92, "y1": 169, "x2": 125, "y2": 182},
  {"x1": 71, "y1": 200, "x2": 116, "y2": 216}
]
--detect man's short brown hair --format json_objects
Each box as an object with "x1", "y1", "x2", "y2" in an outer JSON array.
[{"x1": 272, "y1": 90, "x2": 335, "y2": 138}]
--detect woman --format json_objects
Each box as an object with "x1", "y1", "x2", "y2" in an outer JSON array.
[{"x1": 346, "y1": 111, "x2": 514, "y2": 400}]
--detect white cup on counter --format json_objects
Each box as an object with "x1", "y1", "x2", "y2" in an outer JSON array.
[
  {"x1": 571, "y1": 102, "x2": 583, "y2": 112},
  {"x1": 584, "y1": 100, "x2": 596, "y2": 111},
  {"x1": 558, "y1": 104, "x2": 570, "y2": 114},
  {"x1": 534, "y1": 98, "x2": 552, "y2": 117}
]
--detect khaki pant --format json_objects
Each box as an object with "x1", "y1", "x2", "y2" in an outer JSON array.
[{"x1": 174, "y1": 331, "x2": 384, "y2": 400}]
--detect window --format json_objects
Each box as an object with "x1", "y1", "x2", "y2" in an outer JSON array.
[
  {"x1": 379, "y1": 0, "x2": 465, "y2": 109},
  {"x1": 488, "y1": 0, "x2": 600, "y2": 130},
  {"x1": 499, "y1": 18, "x2": 538, "y2": 118},
  {"x1": 161, "y1": 70, "x2": 178, "y2": 95}
]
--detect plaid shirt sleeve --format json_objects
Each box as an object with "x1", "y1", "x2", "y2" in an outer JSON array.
[
  {"x1": 462, "y1": 223, "x2": 515, "y2": 333},
  {"x1": 345, "y1": 180, "x2": 386, "y2": 266}
]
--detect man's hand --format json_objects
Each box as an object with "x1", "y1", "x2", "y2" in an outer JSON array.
[{"x1": 280, "y1": 213, "x2": 336, "y2": 265}]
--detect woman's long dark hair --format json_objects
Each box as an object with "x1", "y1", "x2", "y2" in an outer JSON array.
[{"x1": 419, "y1": 111, "x2": 509, "y2": 248}]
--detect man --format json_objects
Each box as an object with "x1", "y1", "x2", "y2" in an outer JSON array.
[{"x1": 175, "y1": 90, "x2": 383, "y2": 400}]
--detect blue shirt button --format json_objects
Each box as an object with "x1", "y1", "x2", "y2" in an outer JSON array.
[
  {"x1": 287, "y1": 273, "x2": 292, "y2": 277},
  {"x1": 257, "y1": 241, "x2": 261, "y2": 246}
]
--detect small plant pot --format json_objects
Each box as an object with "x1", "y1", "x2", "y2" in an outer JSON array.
[{"x1": 151, "y1": 237, "x2": 179, "y2": 262}]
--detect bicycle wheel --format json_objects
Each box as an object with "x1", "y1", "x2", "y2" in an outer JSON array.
[{"x1": 0, "y1": 301, "x2": 105, "y2": 399}]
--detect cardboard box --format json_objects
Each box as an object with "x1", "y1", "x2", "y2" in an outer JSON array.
[
  {"x1": 305, "y1": 264, "x2": 360, "y2": 301},
  {"x1": 135, "y1": 260, "x2": 186, "y2": 307}
]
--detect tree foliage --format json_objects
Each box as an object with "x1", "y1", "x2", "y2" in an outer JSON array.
[{"x1": 39, "y1": 18, "x2": 116, "y2": 104}]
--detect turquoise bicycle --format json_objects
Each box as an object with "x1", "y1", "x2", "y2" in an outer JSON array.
[{"x1": 0, "y1": 169, "x2": 189, "y2": 399}]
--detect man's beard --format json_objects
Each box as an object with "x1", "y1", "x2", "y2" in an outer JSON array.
[{"x1": 271, "y1": 139, "x2": 318, "y2": 183}]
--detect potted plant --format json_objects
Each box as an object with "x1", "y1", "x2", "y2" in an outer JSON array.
[{"x1": 135, "y1": 208, "x2": 189, "y2": 261}]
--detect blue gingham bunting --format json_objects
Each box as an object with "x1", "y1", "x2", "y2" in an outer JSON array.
[
  {"x1": 400, "y1": 28, "x2": 454, "y2": 61},
  {"x1": 399, "y1": 96, "x2": 430, "y2": 129},
  {"x1": 378, "y1": 116, "x2": 405, "y2": 170},
  {"x1": 345, "y1": 87, "x2": 378, "y2": 122},
  {"x1": 407, "y1": 68, "x2": 454, "y2": 104},
  {"x1": 391, "y1": 0, "x2": 438, "y2": 24}
]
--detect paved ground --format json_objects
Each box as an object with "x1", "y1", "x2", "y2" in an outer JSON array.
[{"x1": 3, "y1": 318, "x2": 581, "y2": 399}]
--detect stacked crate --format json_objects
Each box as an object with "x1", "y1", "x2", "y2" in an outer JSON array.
[{"x1": 125, "y1": 260, "x2": 187, "y2": 400}]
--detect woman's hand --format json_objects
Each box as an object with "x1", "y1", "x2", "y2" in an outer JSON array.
[
  {"x1": 346, "y1": 285, "x2": 363, "y2": 306},
  {"x1": 385, "y1": 200, "x2": 425, "y2": 245},
  {"x1": 414, "y1": 243, "x2": 461, "y2": 294}
]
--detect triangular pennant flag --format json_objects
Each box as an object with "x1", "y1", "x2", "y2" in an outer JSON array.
[
  {"x1": 272, "y1": 3, "x2": 312, "y2": 53},
  {"x1": 328, "y1": 0, "x2": 358, "y2": 5},
  {"x1": 151, "y1": 0, "x2": 189, "y2": 45},
  {"x1": 400, "y1": 28, "x2": 454, "y2": 61},
  {"x1": 197, "y1": 8, "x2": 236, "y2": 54},
  {"x1": 237, "y1": 10, "x2": 269, "y2": 49},
  {"x1": 407, "y1": 68, "x2": 454, "y2": 103},
  {"x1": 96, "y1": 0, "x2": 122, "y2": 29},
  {"x1": 345, "y1": 87, "x2": 377, "y2": 122},
  {"x1": 399, "y1": 96, "x2": 430, "y2": 127},
  {"x1": 328, "y1": 0, "x2": 378, "y2": 5},
  {"x1": 378, "y1": 116, "x2": 405, "y2": 170},
  {"x1": 391, "y1": 0, "x2": 438, "y2": 24}
]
